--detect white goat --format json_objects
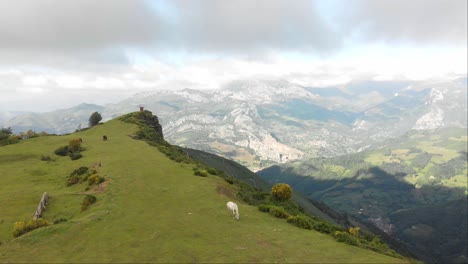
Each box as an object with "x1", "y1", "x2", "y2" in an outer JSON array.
[{"x1": 226, "y1": 201, "x2": 240, "y2": 220}]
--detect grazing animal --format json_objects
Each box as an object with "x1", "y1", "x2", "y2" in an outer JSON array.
[
  {"x1": 103, "y1": 135, "x2": 108, "y2": 141},
  {"x1": 226, "y1": 201, "x2": 239, "y2": 220},
  {"x1": 79, "y1": 138, "x2": 83, "y2": 143}
]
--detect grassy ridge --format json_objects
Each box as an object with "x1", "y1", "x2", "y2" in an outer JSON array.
[{"x1": 0, "y1": 116, "x2": 407, "y2": 263}]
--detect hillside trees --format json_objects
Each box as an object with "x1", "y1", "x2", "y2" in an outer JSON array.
[
  {"x1": 0, "y1": 127, "x2": 12, "y2": 140},
  {"x1": 19, "y1": 129, "x2": 39, "y2": 139},
  {"x1": 89, "y1": 112, "x2": 102, "y2": 127},
  {"x1": 0, "y1": 127, "x2": 19, "y2": 146}
]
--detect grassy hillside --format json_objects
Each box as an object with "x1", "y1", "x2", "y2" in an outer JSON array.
[
  {"x1": 182, "y1": 147, "x2": 367, "y2": 229},
  {"x1": 0, "y1": 114, "x2": 407, "y2": 263}
]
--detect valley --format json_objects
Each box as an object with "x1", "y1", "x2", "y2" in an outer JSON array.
[{"x1": 258, "y1": 128, "x2": 468, "y2": 263}]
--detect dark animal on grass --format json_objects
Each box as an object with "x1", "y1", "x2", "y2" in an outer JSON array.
[{"x1": 103, "y1": 135, "x2": 107, "y2": 141}]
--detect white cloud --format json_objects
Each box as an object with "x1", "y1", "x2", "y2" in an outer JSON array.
[
  {"x1": 54, "y1": 75, "x2": 85, "y2": 89},
  {"x1": 0, "y1": 0, "x2": 466, "y2": 112},
  {"x1": 17, "y1": 86, "x2": 50, "y2": 94},
  {"x1": 91, "y1": 77, "x2": 126, "y2": 90},
  {"x1": 22, "y1": 75, "x2": 48, "y2": 86}
]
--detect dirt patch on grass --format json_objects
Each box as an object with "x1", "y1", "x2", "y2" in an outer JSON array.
[
  {"x1": 257, "y1": 239, "x2": 272, "y2": 248},
  {"x1": 94, "y1": 180, "x2": 110, "y2": 193},
  {"x1": 84, "y1": 180, "x2": 110, "y2": 194},
  {"x1": 216, "y1": 184, "x2": 237, "y2": 199}
]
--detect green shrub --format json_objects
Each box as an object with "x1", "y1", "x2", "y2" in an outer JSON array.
[
  {"x1": 68, "y1": 138, "x2": 82, "y2": 153},
  {"x1": 271, "y1": 183, "x2": 293, "y2": 201},
  {"x1": 258, "y1": 204, "x2": 271, "y2": 212},
  {"x1": 80, "y1": 173, "x2": 90, "y2": 183},
  {"x1": 237, "y1": 184, "x2": 267, "y2": 206},
  {"x1": 54, "y1": 145, "x2": 69, "y2": 156},
  {"x1": 224, "y1": 177, "x2": 235, "y2": 184},
  {"x1": 67, "y1": 167, "x2": 90, "y2": 185},
  {"x1": 40, "y1": 155, "x2": 52, "y2": 161},
  {"x1": 287, "y1": 215, "x2": 312, "y2": 230},
  {"x1": 69, "y1": 151, "x2": 82, "y2": 160},
  {"x1": 270, "y1": 199, "x2": 303, "y2": 216},
  {"x1": 88, "y1": 174, "x2": 105, "y2": 185},
  {"x1": 81, "y1": 195, "x2": 97, "y2": 211},
  {"x1": 207, "y1": 168, "x2": 218, "y2": 175},
  {"x1": 66, "y1": 176, "x2": 80, "y2": 186},
  {"x1": 73, "y1": 167, "x2": 89, "y2": 176},
  {"x1": 13, "y1": 219, "x2": 49, "y2": 237},
  {"x1": 53, "y1": 218, "x2": 67, "y2": 224},
  {"x1": 194, "y1": 170, "x2": 208, "y2": 177},
  {"x1": 334, "y1": 230, "x2": 359, "y2": 246},
  {"x1": 312, "y1": 221, "x2": 338, "y2": 234},
  {"x1": 268, "y1": 206, "x2": 290, "y2": 219}
]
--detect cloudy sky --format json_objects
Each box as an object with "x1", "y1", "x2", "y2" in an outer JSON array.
[{"x1": 0, "y1": 0, "x2": 466, "y2": 112}]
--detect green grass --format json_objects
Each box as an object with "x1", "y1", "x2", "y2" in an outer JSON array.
[{"x1": 0, "y1": 117, "x2": 407, "y2": 263}]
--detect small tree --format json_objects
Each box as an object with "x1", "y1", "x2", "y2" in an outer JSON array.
[
  {"x1": 271, "y1": 183, "x2": 293, "y2": 201},
  {"x1": 0, "y1": 127, "x2": 12, "y2": 141},
  {"x1": 68, "y1": 138, "x2": 82, "y2": 153},
  {"x1": 20, "y1": 129, "x2": 39, "y2": 139},
  {"x1": 88, "y1": 112, "x2": 102, "y2": 127}
]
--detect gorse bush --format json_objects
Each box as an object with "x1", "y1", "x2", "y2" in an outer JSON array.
[
  {"x1": 68, "y1": 138, "x2": 82, "y2": 153},
  {"x1": 74, "y1": 167, "x2": 89, "y2": 176},
  {"x1": 81, "y1": 195, "x2": 97, "y2": 211},
  {"x1": 88, "y1": 174, "x2": 105, "y2": 185},
  {"x1": 268, "y1": 206, "x2": 290, "y2": 219},
  {"x1": 54, "y1": 139, "x2": 84, "y2": 160},
  {"x1": 66, "y1": 166, "x2": 104, "y2": 188},
  {"x1": 223, "y1": 176, "x2": 235, "y2": 184},
  {"x1": 54, "y1": 145, "x2": 69, "y2": 156},
  {"x1": 312, "y1": 221, "x2": 338, "y2": 234},
  {"x1": 258, "y1": 204, "x2": 271, "y2": 212},
  {"x1": 69, "y1": 151, "x2": 82, "y2": 160},
  {"x1": 207, "y1": 167, "x2": 218, "y2": 175},
  {"x1": 193, "y1": 167, "x2": 208, "y2": 177},
  {"x1": 349, "y1": 227, "x2": 360, "y2": 237},
  {"x1": 67, "y1": 167, "x2": 89, "y2": 186},
  {"x1": 334, "y1": 230, "x2": 359, "y2": 246},
  {"x1": 237, "y1": 184, "x2": 268, "y2": 206},
  {"x1": 271, "y1": 183, "x2": 292, "y2": 201},
  {"x1": 13, "y1": 219, "x2": 49, "y2": 237},
  {"x1": 287, "y1": 215, "x2": 312, "y2": 230},
  {"x1": 66, "y1": 176, "x2": 80, "y2": 186}
]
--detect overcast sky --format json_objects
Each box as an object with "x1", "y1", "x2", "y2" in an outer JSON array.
[{"x1": 0, "y1": 0, "x2": 466, "y2": 112}]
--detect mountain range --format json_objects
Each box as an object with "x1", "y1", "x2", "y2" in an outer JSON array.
[{"x1": 2, "y1": 78, "x2": 466, "y2": 171}]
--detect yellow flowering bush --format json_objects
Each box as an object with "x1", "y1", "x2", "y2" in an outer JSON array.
[{"x1": 271, "y1": 183, "x2": 293, "y2": 201}]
